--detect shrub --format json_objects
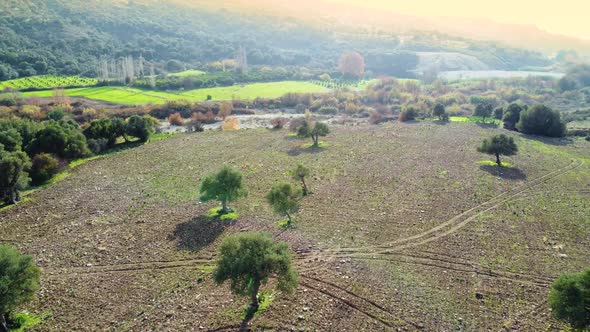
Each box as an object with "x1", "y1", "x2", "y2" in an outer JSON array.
[
  {"x1": 200, "y1": 166, "x2": 247, "y2": 214},
  {"x1": 399, "y1": 106, "x2": 418, "y2": 122},
  {"x1": 0, "y1": 245, "x2": 41, "y2": 331},
  {"x1": 548, "y1": 269, "x2": 590, "y2": 330},
  {"x1": 221, "y1": 117, "x2": 239, "y2": 131},
  {"x1": 28, "y1": 120, "x2": 90, "y2": 160},
  {"x1": 168, "y1": 112, "x2": 185, "y2": 126},
  {"x1": 0, "y1": 129, "x2": 22, "y2": 152},
  {"x1": 87, "y1": 138, "x2": 110, "y2": 154},
  {"x1": 214, "y1": 233, "x2": 298, "y2": 310},
  {"x1": 294, "y1": 104, "x2": 307, "y2": 113},
  {"x1": 126, "y1": 115, "x2": 154, "y2": 142},
  {"x1": 288, "y1": 117, "x2": 306, "y2": 132},
  {"x1": 47, "y1": 109, "x2": 65, "y2": 121},
  {"x1": 516, "y1": 104, "x2": 566, "y2": 137},
  {"x1": 318, "y1": 106, "x2": 338, "y2": 115},
  {"x1": 270, "y1": 117, "x2": 289, "y2": 129},
  {"x1": 218, "y1": 102, "x2": 233, "y2": 120},
  {"x1": 30, "y1": 153, "x2": 61, "y2": 185}
]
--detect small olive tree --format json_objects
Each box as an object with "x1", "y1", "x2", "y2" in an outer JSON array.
[
  {"x1": 266, "y1": 183, "x2": 300, "y2": 226},
  {"x1": 214, "y1": 233, "x2": 298, "y2": 311},
  {"x1": 548, "y1": 269, "x2": 590, "y2": 330},
  {"x1": 290, "y1": 164, "x2": 310, "y2": 196},
  {"x1": 199, "y1": 166, "x2": 247, "y2": 214},
  {"x1": 477, "y1": 134, "x2": 518, "y2": 167},
  {"x1": 0, "y1": 245, "x2": 41, "y2": 332},
  {"x1": 297, "y1": 121, "x2": 329, "y2": 147}
]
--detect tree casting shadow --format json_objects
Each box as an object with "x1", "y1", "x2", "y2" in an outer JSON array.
[
  {"x1": 480, "y1": 165, "x2": 527, "y2": 180},
  {"x1": 169, "y1": 215, "x2": 225, "y2": 252}
]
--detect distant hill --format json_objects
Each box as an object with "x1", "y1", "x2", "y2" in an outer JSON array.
[{"x1": 0, "y1": 0, "x2": 568, "y2": 81}]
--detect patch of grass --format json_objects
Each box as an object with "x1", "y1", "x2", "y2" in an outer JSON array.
[
  {"x1": 8, "y1": 311, "x2": 49, "y2": 332},
  {"x1": 302, "y1": 141, "x2": 330, "y2": 149},
  {"x1": 277, "y1": 219, "x2": 293, "y2": 229},
  {"x1": 206, "y1": 207, "x2": 238, "y2": 221},
  {"x1": 450, "y1": 116, "x2": 500, "y2": 125},
  {"x1": 477, "y1": 160, "x2": 515, "y2": 168}
]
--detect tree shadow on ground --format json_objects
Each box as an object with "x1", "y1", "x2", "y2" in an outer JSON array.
[
  {"x1": 480, "y1": 165, "x2": 527, "y2": 180},
  {"x1": 287, "y1": 146, "x2": 326, "y2": 156},
  {"x1": 520, "y1": 134, "x2": 574, "y2": 146},
  {"x1": 475, "y1": 121, "x2": 499, "y2": 129},
  {"x1": 432, "y1": 120, "x2": 449, "y2": 125},
  {"x1": 168, "y1": 215, "x2": 225, "y2": 252}
]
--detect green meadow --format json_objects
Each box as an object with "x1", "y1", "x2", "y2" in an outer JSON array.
[{"x1": 20, "y1": 81, "x2": 328, "y2": 104}]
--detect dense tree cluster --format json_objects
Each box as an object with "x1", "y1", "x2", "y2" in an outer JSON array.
[{"x1": 0, "y1": 1, "x2": 553, "y2": 80}]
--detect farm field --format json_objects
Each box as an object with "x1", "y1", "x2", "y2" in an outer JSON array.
[
  {"x1": 1, "y1": 122, "x2": 588, "y2": 331},
  {"x1": 0, "y1": 75, "x2": 98, "y2": 90},
  {"x1": 20, "y1": 81, "x2": 328, "y2": 104}
]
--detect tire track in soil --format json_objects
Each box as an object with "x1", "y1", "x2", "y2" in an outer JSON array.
[
  {"x1": 321, "y1": 159, "x2": 583, "y2": 255},
  {"x1": 299, "y1": 275, "x2": 423, "y2": 330},
  {"x1": 37, "y1": 161, "x2": 582, "y2": 329}
]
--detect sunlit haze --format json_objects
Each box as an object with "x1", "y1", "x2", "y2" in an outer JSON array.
[{"x1": 326, "y1": 0, "x2": 590, "y2": 39}]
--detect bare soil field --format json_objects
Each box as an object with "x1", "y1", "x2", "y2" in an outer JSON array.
[{"x1": 1, "y1": 123, "x2": 589, "y2": 331}]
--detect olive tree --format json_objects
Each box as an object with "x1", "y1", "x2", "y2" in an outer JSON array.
[
  {"x1": 199, "y1": 166, "x2": 246, "y2": 214},
  {"x1": 502, "y1": 103, "x2": 523, "y2": 130},
  {"x1": 477, "y1": 134, "x2": 518, "y2": 167},
  {"x1": 432, "y1": 103, "x2": 446, "y2": 121},
  {"x1": 214, "y1": 233, "x2": 298, "y2": 311},
  {"x1": 473, "y1": 103, "x2": 493, "y2": 122},
  {"x1": 548, "y1": 269, "x2": 590, "y2": 330},
  {"x1": 0, "y1": 145, "x2": 31, "y2": 205},
  {"x1": 297, "y1": 121, "x2": 329, "y2": 147},
  {"x1": 0, "y1": 245, "x2": 41, "y2": 332},
  {"x1": 290, "y1": 164, "x2": 310, "y2": 196},
  {"x1": 266, "y1": 183, "x2": 300, "y2": 226}
]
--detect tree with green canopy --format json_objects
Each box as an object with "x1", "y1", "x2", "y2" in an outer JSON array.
[
  {"x1": 0, "y1": 245, "x2": 41, "y2": 332},
  {"x1": 290, "y1": 164, "x2": 310, "y2": 196},
  {"x1": 502, "y1": 103, "x2": 523, "y2": 130},
  {"x1": 0, "y1": 145, "x2": 31, "y2": 205},
  {"x1": 432, "y1": 103, "x2": 446, "y2": 121},
  {"x1": 548, "y1": 268, "x2": 590, "y2": 330},
  {"x1": 516, "y1": 104, "x2": 566, "y2": 137},
  {"x1": 199, "y1": 166, "x2": 247, "y2": 214},
  {"x1": 266, "y1": 183, "x2": 301, "y2": 226},
  {"x1": 297, "y1": 121, "x2": 329, "y2": 147},
  {"x1": 477, "y1": 134, "x2": 518, "y2": 167},
  {"x1": 213, "y1": 232, "x2": 298, "y2": 311},
  {"x1": 473, "y1": 103, "x2": 493, "y2": 122}
]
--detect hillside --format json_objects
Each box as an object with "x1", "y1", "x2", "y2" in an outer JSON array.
[{"x1": 0, "y1": 0, "x2": 559, "y2": 81}]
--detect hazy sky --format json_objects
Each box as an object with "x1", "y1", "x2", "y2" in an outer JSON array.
[{"x1": 328, "y1": 0, "x2": 590, "y2": 39}]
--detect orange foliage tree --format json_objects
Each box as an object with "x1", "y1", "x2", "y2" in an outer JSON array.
[{"x1": 338, "y1": 51, "x2": 365, "y2": 79}]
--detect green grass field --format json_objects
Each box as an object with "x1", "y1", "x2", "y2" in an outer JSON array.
[
  {"x1": 20, "y1": 81, "x2": 328, "y2": 105},
  {"x1": 0, "y1": 75, "x2": 98, "y2": 90}
]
